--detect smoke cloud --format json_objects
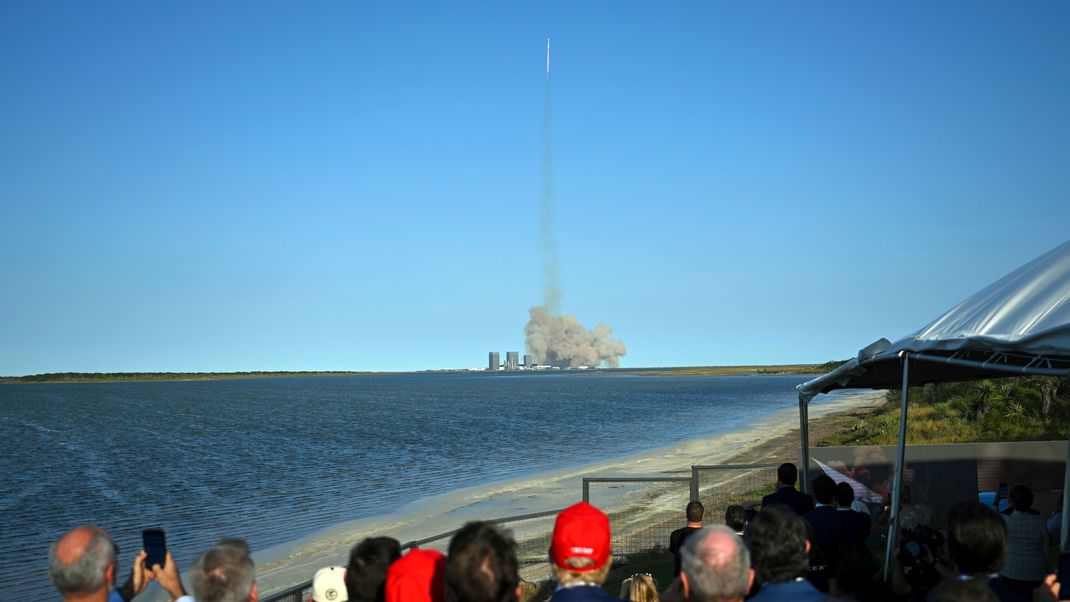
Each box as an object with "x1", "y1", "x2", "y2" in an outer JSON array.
[{"x1": 525, "y1": 305, "x2": 627, "y2": 368}]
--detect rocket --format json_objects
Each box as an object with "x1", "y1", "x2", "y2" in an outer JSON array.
[{"x1": 546, "y1": 37, "x2": 551, "y2": 78}]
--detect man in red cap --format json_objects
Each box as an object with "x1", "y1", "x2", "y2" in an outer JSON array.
[{"x1": 549, "y1": 502, "x2": 614, "y2": 602}]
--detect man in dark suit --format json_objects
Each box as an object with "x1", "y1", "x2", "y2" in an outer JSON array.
[
  {"x1": 761, "y1": 463, "x2": 815, "y2": 516},
  {"x1": 834, "y1": 482, "x2": 870, "y2": 553},
  {"x1": 804, "y1": 476, "x2": 850, "y2": 590},
  {"x1": 669, "y1": 500, "x2": 705, "y2": 577}
]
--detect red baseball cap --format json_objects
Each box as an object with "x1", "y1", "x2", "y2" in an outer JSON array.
[
  {"x1": 550, "y1": 502, "x2": 612, "y2": 571},
  {"x1": 385, "y1": 548, "x2": 445, "y2": 602}
]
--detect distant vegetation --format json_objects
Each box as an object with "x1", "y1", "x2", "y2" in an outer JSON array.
[
  {"x1": 626, "y1": 360, "x2": 848, "y2": 377},
  {"x1": 0, "y1": 371, "x2": 379, "y2": 384},
  {"x1": 1, "y1": 362, "x2": 852, "y2": 384},
  {"x1": 819, "y1": 376, "x2": 1070, "y2": 446}
]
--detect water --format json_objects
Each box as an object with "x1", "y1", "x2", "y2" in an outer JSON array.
[{"x1": 0, "y1": 372, "x2": 814, "y2": 599}]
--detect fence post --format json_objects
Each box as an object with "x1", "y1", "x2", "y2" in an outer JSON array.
[
  {"x1": 582, "y1": 478, "x2": 590, "y2": 503},
  {"x1": 690, "y1": 466, "x2": 699, "y2": 501}
]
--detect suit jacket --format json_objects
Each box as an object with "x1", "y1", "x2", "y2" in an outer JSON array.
[
  {"x1": 669, "y1": 525, "x2": 701, "y2": 576},
  {"x1": 763, "y1": 486, "x2": 816, "y2": 516},
  {"x1": 805, "y1": 506, "x2": 850, "y2": 574},
  {"x1": 839, "y1": 508, "x2": 871, "y2": 552}
]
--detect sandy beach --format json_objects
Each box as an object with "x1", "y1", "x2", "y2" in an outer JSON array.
[{"x1": 252, "y1": 389, "x2": 886, "y2": 595}]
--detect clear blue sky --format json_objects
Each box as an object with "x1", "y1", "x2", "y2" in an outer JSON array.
[{"x1": 2, "y1": 2, "x2": 1069, "y2": 374}]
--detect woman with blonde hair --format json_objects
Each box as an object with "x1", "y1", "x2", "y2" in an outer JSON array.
[{"x1": 618, "y1": 573, "x2": 659, "y2": 602}]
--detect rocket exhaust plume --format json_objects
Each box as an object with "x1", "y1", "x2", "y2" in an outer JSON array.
[
  {"x1": 541, "y1": 36, "x2": 560, "y2": 313},
  {"x1": 525, "y1": 37, "x2": 627, "y2": 369}
]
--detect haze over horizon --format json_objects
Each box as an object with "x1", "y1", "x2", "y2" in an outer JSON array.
[{"x1": 3, "y1": 2, "x2": 1069, "y2": 375}]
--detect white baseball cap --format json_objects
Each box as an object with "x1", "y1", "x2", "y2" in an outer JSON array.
[{"x1": 312, "y1": 565, "x2": 348, "y2": 602}]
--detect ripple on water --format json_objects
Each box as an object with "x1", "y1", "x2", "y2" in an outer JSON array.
[{"x1": 0, "y1": 373, "x2": 810, "y2": 600}]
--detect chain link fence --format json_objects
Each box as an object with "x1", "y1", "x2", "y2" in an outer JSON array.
[{"x1": 691, "y1": 463, "x2": 780, "y2": 525}]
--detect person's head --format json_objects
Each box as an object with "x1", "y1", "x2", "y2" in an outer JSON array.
[
  {"x1": 516, "y1": 581, "x2": 543, "y2": 602},
  {"x1": 925, "y1": 577, "x2": 999, "y2": 602},
  {"x1": 1009, "y1": 485, "x2": 1034, "y2": 512},
  {"x1": 549, "y1": 502, "x2": 612, "y2": 586},
  {"x1": 724, "y1": 506, "x2": 747, "y2": 533},
  {"x1": 835, "y1": 482, "x2": 855, "y2": 509},
  {"x1": 680, "y1": 526, "x2": 752, "y2": 602},
  {"x1": 947, "y1": 502, "x2": 1007, "y2": 577},
  {"x1": 744, "y1": 505, "x2": 809, "y2": 585},
  {"x1": 620, "y1": 573, "x2": 658, "y2": 602},
  {"x1": 313, "y1": 566, "x2": 348, "y2": 602},
  {"x1": 190, "y1": 538, "x2": 257, "y2": 602},
  {"x1": 686, "y1": 500, "x2": 705, "y2": 523},
  {"x1": 346, "y1": 537, "x2": 401, "y2": 602},
  {"x1": 386, "y1": 549, "x2": 446, "y2": 602},
  {"x1": 775, "y1": 463, "x2": 798, "y2": 487},
  {"x1": 49, "y1": 526, "x2": 117, "y2": 600},
  {"x1": 811, "y1": 475, "x2": 836, "y2": 505},
  {"x1": 445, "y1": 521, "x2": 519, "y2": 602}
]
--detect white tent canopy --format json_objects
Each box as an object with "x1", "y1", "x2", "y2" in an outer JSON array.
[
  {"x1": 800, "y1": 239, "x2": 1070, "y2": 401},
  {"x1": 794, "y1": 239, "x2": 1070, "y2": 577}
]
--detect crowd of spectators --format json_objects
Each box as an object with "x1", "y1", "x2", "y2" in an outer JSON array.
[{"x1": 48, "y1": 463, "x2": 1067, "y2": 602}]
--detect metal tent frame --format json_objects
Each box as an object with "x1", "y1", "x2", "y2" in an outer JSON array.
[{"x1": 796, "y1": 239, "x2": 1070, "y2": 579}]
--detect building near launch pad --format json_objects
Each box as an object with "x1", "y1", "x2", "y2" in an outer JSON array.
[{"x1": 487, "y1": 351, "x2": 551, "y2": 371}]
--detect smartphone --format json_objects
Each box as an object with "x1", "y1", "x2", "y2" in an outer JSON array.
[
  {"x1": 1058, "y1": 552, "x2": 1070, "y2": 600},
  {"x1": 997, "y1": 482, "x2": 1008, "y2": 499},
  {"x1": 143, "y1": 528, "x2": 167, "y2": 569}
]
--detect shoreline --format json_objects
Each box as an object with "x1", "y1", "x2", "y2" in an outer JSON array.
[
  {"x1": 250, "y1": 389, "x2": 886, "y2": 596},
  {"x1": 0, "y1": 364, "x2": 840, "y2": 384}
]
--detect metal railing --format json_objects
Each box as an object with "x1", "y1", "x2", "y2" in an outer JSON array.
[{"x1": 263, "y1": 463, "x2": 780, "y2": 602}]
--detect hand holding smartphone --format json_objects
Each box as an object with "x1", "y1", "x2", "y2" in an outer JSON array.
[{"x1": 142, "y1": 528, "x2": 167, "y2": 569}]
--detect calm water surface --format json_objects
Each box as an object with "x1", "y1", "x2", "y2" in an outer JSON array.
[{"x1": 0, "y1": 372, "x2": 812, "y2": 599}]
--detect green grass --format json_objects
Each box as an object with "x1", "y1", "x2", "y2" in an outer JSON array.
[{"x1": 818, "y1": 376, "x2": 1070, "y2": 446}]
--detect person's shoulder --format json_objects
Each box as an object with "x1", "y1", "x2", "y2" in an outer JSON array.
[
  {"x1": 988, "y1": 576, "x2": 1031, "y2": 602},
  {"x1": 550, "y1": 585, "x2": 615, "y2": 602},
  {"x1": 749, "y1": 580, "x2": 842, "y2": 601}
]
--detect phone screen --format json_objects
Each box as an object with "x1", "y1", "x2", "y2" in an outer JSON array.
[
  {"x1": 143, "y1": 529, "x2": 167, "y2": 569},
  {"x1": 1058, "y1": 553, "x2": 1070, "y2": 600}
]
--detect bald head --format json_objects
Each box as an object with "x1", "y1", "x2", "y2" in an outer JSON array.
[
  {"x1": 680, "y1": 526, "x2": 751, "y2": 602},
  {"x1": 50, "y1": 526, "x2": 116, "y2": 598}
]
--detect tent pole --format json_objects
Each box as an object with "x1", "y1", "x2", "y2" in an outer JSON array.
[
  {"x1": 883, "y1": 352, "x2": 911, "y2": 581},
  {"x1": 799, "y1": 393, "x2": 811, "y2": 494},
  {"x1": 1062, "y1": 377, "x2": 1070, "y2": 552}
]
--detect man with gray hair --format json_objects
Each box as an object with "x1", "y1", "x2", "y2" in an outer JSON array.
[
  {"x1": 50, "y1": 525, "x2": 188, "y2": 602},
  {"x1": 185, "y1": 538, "x2": 258, "y2": 602},
  {"x1": 677, "y1": 526, "x2": 753, "y2": 602}
]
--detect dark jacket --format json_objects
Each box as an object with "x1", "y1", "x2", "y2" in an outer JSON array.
[
  {"x1": 804, "y1": 506, "x2": 850, "y2": 577},
  {"x1": 549, "y1": 585, "x2": 615, "y2": 602},
  {"x1": 762, "y1": 487, "x2": 816, "y2": 516},
  {"x1": 749, "y1": 579, "x2": 843, "y2": 601},
  {"x1": 669, "y1": 525, "x2": 701, "y2": 576}
]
